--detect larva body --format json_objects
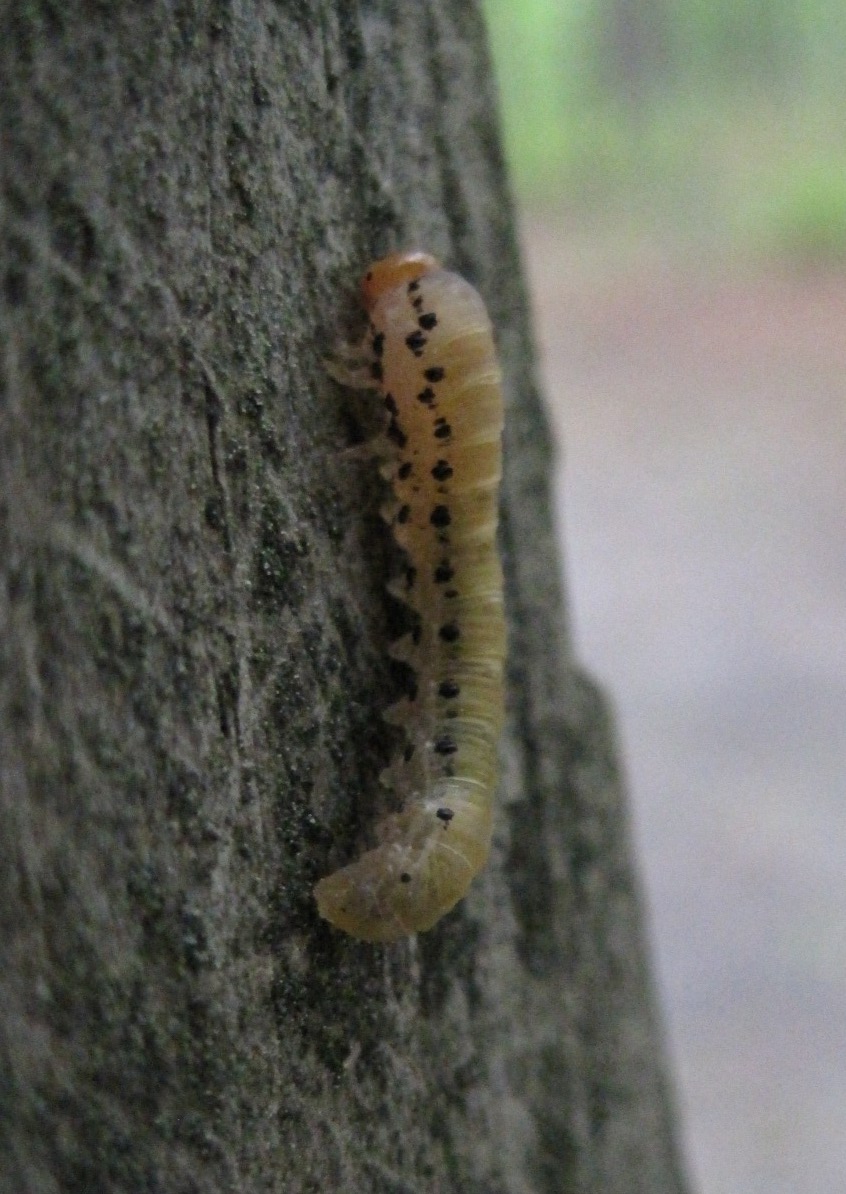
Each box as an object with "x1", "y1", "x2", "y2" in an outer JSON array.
[{"x1": 315, "y1": 252, "x2": 505, "y2": 942}]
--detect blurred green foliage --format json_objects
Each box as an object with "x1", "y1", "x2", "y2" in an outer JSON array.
[{"x1": 484, "y1": 0, "x2": 846, "y2": 260}]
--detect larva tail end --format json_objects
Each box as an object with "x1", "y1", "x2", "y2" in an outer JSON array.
[
  {"x1": 314, "y1": 813, "x2": 480, "y2": 943},
  {"x1": 314, "y1": 855, "x2": 417, "y2": 943}
]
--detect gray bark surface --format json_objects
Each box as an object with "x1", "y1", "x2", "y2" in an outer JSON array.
[{"x1": 1, "y1": 4, "x2": 688, "y2": 1192}]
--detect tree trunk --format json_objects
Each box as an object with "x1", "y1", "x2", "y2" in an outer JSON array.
[{"x1": 1, "y1": 4, "x2": 688, "y2": 1191}]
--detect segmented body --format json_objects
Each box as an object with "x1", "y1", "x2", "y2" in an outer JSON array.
[{"x1": 314, "y1": 252, "x2": 505, "y2": 942}]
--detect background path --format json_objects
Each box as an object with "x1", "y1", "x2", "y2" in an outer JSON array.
[{"x1": 523, "y1": 219, "x2": 846, "y2": 1194}]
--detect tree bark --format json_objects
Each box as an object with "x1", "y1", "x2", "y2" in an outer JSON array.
[{"x1": 1, "y1": 3, "x2": 688, "y2": 1192}]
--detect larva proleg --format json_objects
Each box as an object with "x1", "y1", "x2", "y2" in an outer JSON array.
[{"x1": 315, "y1": 251, "x2": 506, "y2": 943}]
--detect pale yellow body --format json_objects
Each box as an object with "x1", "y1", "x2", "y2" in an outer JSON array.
[{"x1": 315, "y1": 254, "x2": 505, "y2": 942}]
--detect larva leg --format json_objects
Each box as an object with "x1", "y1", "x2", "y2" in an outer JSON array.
[
  {"x1": 325, "y1": 336, "x2": 394, "y2": 461},
  {"x1": 325, "y1": 336, "x2": 375, "y2": 390},
  {"x1": 337, "y1": 438, "x2": 390, "y2": 463},
  {"x1": 325, "y1": 359, "x2": 375, "y2": 390}
]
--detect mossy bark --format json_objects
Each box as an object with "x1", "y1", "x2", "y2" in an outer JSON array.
[{"x1": 1, "y1": 4, "x2": 688, "y2": 1192}]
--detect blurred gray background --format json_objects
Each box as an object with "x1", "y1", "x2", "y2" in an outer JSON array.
[
  {"x1": 524, "y1": 223, "x2": 845, "y2": 1194},
  {"x1": 484, "y1": 3, "x2": 845, "y2": 1189}
]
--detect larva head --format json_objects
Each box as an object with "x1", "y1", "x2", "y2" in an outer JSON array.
[{"x1": 361, "y1": 251, "x2": 440, "y2": 311}]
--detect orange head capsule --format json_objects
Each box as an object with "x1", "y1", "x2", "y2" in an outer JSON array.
[{"x1": 361, "y1": 251, "x2": 440, "y2": 311}]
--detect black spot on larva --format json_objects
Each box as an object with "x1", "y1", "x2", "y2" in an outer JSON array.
[
  {"x1": 424, "y1": 366, "x2": 445, "y2": 383},
  {"x1": 417, "y1": 387, "x2": 436, "y2": 406},
  {"x1": 439, "y1": 622, "x2": 460, "y2": 643},
  {"x1": 400, "y1": 872, "x2": 412, "y2": 883},
  {"x1": 431, "y1": 460, "x2": 453, "y2": 482},
  {"x1": 407, "y1": 677, "x2": 418, "y2": 701},
  {"x1": 405, "y1": 330, "x2": 426, "y2": 355},
  {"x1": 407, "y1": 280, "x2": 420, "y2": 293},
  {"x1": 433, "y1": 422, "x2": 452, "y2": 440},
  {"x1": 398, "y1": 461, "x2": 412, "y2": 480},
  {"x1": 370, "y1": 361, "x2": 383, "y2": 382},
  {"x1": 412, "y1": 296, "x2": 424, "y2": 310},
  {"x1": 397, "y1": 504, "x2": 410, "y2": 524},
  {"x1": 434, "y1": 735, "x2": 457, "y2": 756},
  {"x1": 444, "y1": 589, "x2": 459, "y2": 599},
  {"x1": 438, "y1": 680, "x2": 460, "y2": 699},
  {"x1": 434, "y1": 562, "x2": 454, "y2": 584},
  {"x1": 436, "y1": 807, "x2": 454, "y2": 822},
  {"x1": 430, "y1": 505, "x2": 451, "y2": 528},
  {"x1": 403, "y1": 744, "x2": 415, "y2": 761},
  {"x1": 384, "y1": 393, "x2": 398, "y2": 415},
  {"x1": 372, "y1": 331, "x2": 385, "y2": 357},
  {"x1": 405, "y1": 564, "x2": 417, "y2": 588},
  {"x1": 411, "y1": 624, "x2": 422, "y2": 645},
  {"x1": 418, "y1": 312, "x2": 438, "y2": 331},
  {"x1": 387, "y1": 419, "x2": 407, "y2": 448}
]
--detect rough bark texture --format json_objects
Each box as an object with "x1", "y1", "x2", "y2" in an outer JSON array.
[{"x1": 1, "y1": 4, "x2": 688, "y2": 1192}]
